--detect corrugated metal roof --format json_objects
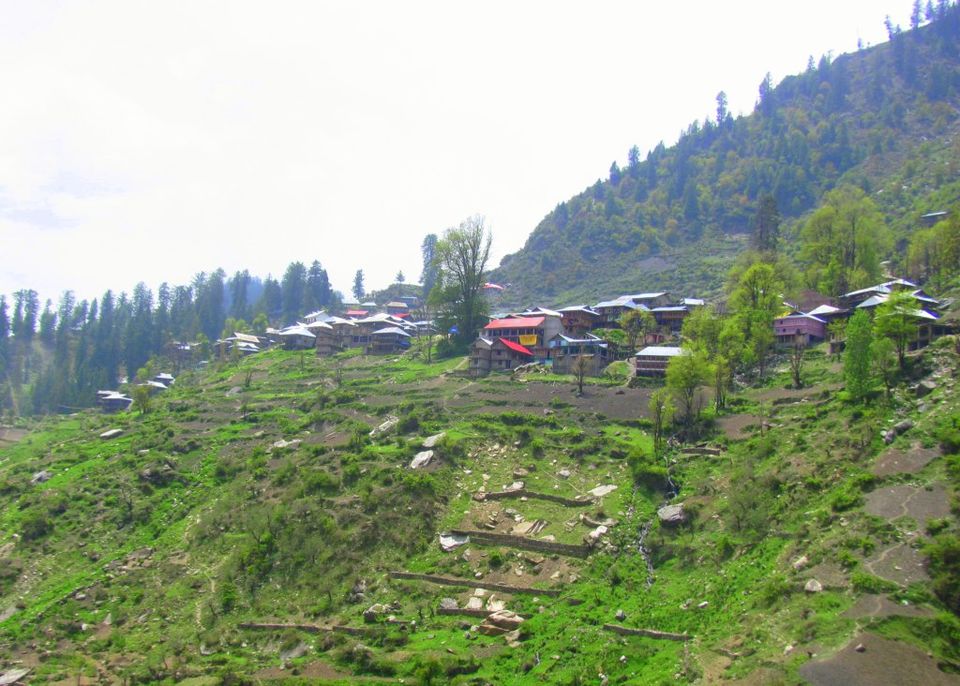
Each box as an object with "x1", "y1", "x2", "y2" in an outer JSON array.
[
  {"x1": 485, "y1": 316, "x2": 545, "y2": 329},
  {"x1": 635, "y1": 346, "x2": 683, "y2": 357}
]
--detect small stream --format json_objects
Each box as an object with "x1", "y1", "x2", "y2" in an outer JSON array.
[{"x1": 628, "y1": 453, "x2": 680, "y2": 589}]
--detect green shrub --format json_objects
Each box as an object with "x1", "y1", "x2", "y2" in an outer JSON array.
[
  {"x1": 851, "y1": 571, "x2": 899, "y2": 594},
  {"x1": 20, "y1": 511, "x2": 53, "y2": 540},
  {"x1": 926, "y1": 534, "x2": 960, "y2": 613}
]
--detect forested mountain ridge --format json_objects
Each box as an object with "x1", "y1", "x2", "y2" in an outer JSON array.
[{"x1": 490, "y1": 5, "x2": 960, "y2": 307}]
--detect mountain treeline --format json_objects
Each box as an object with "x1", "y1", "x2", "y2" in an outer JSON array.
[
  {"x1": 0, "y1": 261, "x2": 342, "y2": 415},
  {"x1": 491, "y1": 2, "x2": 960, "y2": 304}
]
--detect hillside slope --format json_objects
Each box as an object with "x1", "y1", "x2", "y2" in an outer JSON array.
[
  {"x1": 490, "y1": 8, "x2": 960, "y2": 307},
  {"x1": 1, "y1": 342, "x2": 958, "y2": 684}
]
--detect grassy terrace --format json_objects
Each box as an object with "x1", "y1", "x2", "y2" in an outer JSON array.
[{"x1": 0, "y1": 342, "x2": 958, "y2": 684}]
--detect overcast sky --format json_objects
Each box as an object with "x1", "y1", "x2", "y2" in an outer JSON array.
[{"x1": 0, "y1": 0, "x2": 912, "y2": 307}]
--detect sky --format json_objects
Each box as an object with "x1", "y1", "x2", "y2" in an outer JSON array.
[{"x1": 0, "y1": 0, "x2": 913, "y2": 308}]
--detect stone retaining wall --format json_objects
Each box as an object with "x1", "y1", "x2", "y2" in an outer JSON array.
[
  {"x1": 478, "y1": 488, "x2": 593, "y2": 507},
  {"x1": 389, "y1": 571, "x2": 560, "y2": 597},
  {"x1": 450, "y1": 529, "x2": 592, "y2": 558},
  {"x1": 602, "y1": 623, "x2": 691, "y2": 641}
]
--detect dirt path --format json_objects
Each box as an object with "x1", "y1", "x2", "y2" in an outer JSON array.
[{"x1": 799, "y1": 633, "x2": 959, "y2": 685}]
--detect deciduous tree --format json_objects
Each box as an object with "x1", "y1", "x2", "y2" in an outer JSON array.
[{"x1": 431, "y1": 216, "x2": 492, "y2": 345}]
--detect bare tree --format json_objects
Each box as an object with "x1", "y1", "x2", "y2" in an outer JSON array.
[
  {"x1": 789, "y1": 340, "x2": 805, "y2": 389},
  {"x1": 572, "y1": 354, "x2": 589, "y2": 395}
]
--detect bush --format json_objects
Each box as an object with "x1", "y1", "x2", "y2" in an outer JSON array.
[
  {"x1": 926, "y1": 534, "x2": 960, "y2": 613},
  {"x1": 851, "y1": 571, "x2": 900, "y2": 594},
  {"x1": 20, "y1": 511, "x2": 52, "y2": 541},
  {"x1": 302, "y1": 470, "x2": 340, "y2": 495}
]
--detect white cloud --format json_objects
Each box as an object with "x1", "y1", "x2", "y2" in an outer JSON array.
[{"x1": 0, "y1": 0, "x2": 909, "y2": 305}]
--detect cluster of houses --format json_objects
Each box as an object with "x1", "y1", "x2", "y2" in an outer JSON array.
[
  {"x1": 469, "y1": 278, "x2": 951, "y2": 378},
  {"x1": 97, "y1": 372, "x2": 176, "y2": 412},
  {"x1": 773, "y1": 278, "x2": 949, "y2": 353},
  {"x1": 217, "y1": 295, "x2": 434, "y2": 359},
  {"x1": 469, "y1": 292, "x2": 706, "y2": 378},
  {"x1": 108, "y1": 278, "x2": 950, "y2": 411}
]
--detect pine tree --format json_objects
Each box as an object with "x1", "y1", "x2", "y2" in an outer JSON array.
[{"x1": 352, "y1": 270, "x2": 365, "y2": 302}]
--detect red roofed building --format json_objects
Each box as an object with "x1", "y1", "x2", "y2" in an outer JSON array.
[
  {"x1": 470, "y1": 337, "x2": 534, "y2": 376},
  {"x1": 482, "y1": 314, "x2": 562, "y2": 360}
]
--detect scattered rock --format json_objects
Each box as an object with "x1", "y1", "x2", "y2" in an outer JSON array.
[
  {"x1": 585, "y1": 525, "x2": 609, "y2": 544},
  {"x1": 915, "y1": 379, "x2": 936, "y2": 397},
  {"x1": 440, "y1": 597, "x2": 458, "y2": 610},
  {"x1": 792, "y1": 555, "x2": 809, "y2": 570},
  {"x1": 484, "y1": 610, "x2": 524, "y2": 631},
  {"x1": 513, "y1": 468, "x2": 529, "y2": 478},
  {"x1": 588, "y1": 484, "x2": 617, "y2": 498},
  {"x1": 657, "y1": 504, "x2": 685, "y2": 525},
  {"x1": 893, "y1": 419, "x2": 914, "y2": 435},
  {"x1": 558, "y1": 469, "x2": 571, "y2": 479},
  {"x1": 466, "y1": 597, "x2": 484, "y2": 610},
  {"x1": 855, "y1": 643, "x2": 866, "y2": 653},
  {"x1": 804, "y1": 579, "x2": 823, "y2": 593},
  {"x1": 422, "y1": 432, "x2": 446, "y2": 448},
  {"x1": 439, "y1": 533, "x2": 470, "y2": 551},
  {"x1": 271, "y1": 438, "x2": 301, "y2": 451},
  {"x1": 615, "y1": 609, "x2": 626, "y2": 621},
  {"x1": 363, "y1": 604, "x2": 386, "y2": 623},
  {"x1": 697, "y1": 601, "x2": 709, "y2": 609},
  {"x1": 31, "y1": 470, "x2": 52, "y2": 484},
  {"x1": 0, "y1": 669, "x2": 32, "y2": 685},
  {"x1": 369, "y1": 416, "x2": 399, "y2": 438},
  {"x1": 410, "y1": 450, "x2": 434, "y2": 469},
  {"x1": 99, "y1": 429, "x2": 123, "y2": 440}
]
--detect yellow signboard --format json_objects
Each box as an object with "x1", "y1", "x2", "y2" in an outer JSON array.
[{"x1": 519, "y1": 334, "x2": 538, "y2": 347}]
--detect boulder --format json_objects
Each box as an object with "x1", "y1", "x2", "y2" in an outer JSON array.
[
  {"x1": 466, "y1": 597, "x2": 484, "y2": 610},
  {"x1": 589, "y1": 484, "x2": 617, "y2": 498},
  {"x1": 657, "y1": 504, "x2": 686, "y2": 525},
  {"x1": 422, "y1": 432, "x2": 446, "y2": 449},
  {"x1": 615, "y1": 609, "x2": 626, "y2": 621},
  {"x1": 804, "y1": 579, "x2": 823, "y2": 593},
  {"x1": 439, "y1": 597, "x2": 458, "y2": 610},
  {"x1": 439, "y1": 533, "x2": 469, "y2": 552},
  {"x1": 893, "y1": 419, "x2": 914, "y2": 435},
  {"x1": 99, "y1": 429, "x2": 124, "y2": 440},
  {"x1": 792, "y1": 555, "x2": 809, "y2": 571},
  {"x1": 369, "y1": 416, "x2": 399, "y2": 438},
  {"x1": 271, "y1": 438, "x2": 301, "y2": 450},
  {"x1": 363, "y1": 604, "x2": 386, "y2": 623},
  {"x1": 485, "y1": 610, "x2": 525, "y2": 631},
  {"x1": 410, "y1": 450, "x2": 434, "y2": 469},
  {"x1": 915, "y1": 380, "x2": 937, "y2": 397},
  {"x1": 31, "y1": 470, "x2": 52, "y2": 485}
]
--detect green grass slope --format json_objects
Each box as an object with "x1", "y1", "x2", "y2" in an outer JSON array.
[{"x1": 0, "y1": 342, "x2": 958, "y2": 684}]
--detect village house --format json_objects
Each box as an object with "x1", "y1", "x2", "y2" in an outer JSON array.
[
  {"x1": 482, "y1": 314, "x2": 562, "y2": 361},
  {"x1": 385, "y1": 301, "x2": 410, "y2": 317},
  {"x1": 650, "y1": 305, "x2": 689, "y2": 332},
  {"x1": 305, "y1": 320, "x2": 340, "y2": 355},
  {"x1": 278, "y1": 325, "x2": 316, "y2": 350},
  {"x1": 548, "y1": 333, "x2": 610, "y2": 376},
  {"x1": 634, "y1": 345, "x2": 682, "y2": 376},
  {"x1": 558, "y1": 306, "x2": 602, "y2": 336},
  {"x1": 470, "y1": 337, "x2": 533, "y2": 376},
  {"x1": 97, "y1": 390, "x2": 133, "y2": 413},
  {"x1": 367, "y1": 326, "x2": 412, "y2": 354},
  {"x1": 841, "y1": 279, "x2": 918, "y2": 309},
  {"x1": 153, "y1": 373, "x2": 175, "y2": 387},
  {"x1": 773, "y1": 312, "x2": 827, "y2": 346}
]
